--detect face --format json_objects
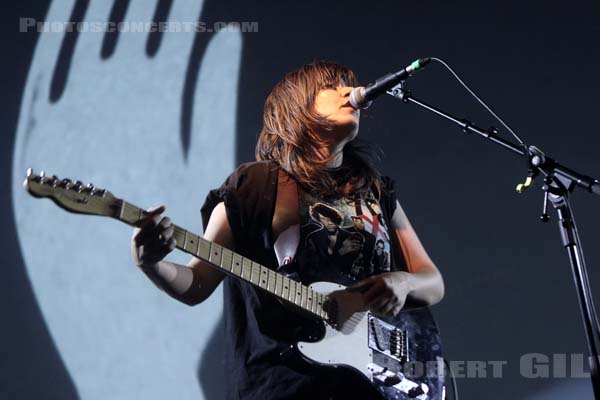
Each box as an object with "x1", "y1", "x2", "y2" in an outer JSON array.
[
  {"x1": 314, "y1": 85, "x2": 360, "y2": 145},
  {"x1": 319, "y1": 214, "x2": 339, "y2": 233}
]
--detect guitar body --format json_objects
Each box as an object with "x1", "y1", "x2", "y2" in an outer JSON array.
[{"x1": 296, "y1": 282, "x2": 444, "y2": 400}]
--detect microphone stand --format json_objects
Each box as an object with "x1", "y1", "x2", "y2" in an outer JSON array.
[{"x1": 385, "y1": 82, "x2": 600, "y2": 398}]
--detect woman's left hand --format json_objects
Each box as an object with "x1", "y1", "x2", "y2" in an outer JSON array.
[{"x1": 348, "y1": 272, "x2": 412, "y2": 317}]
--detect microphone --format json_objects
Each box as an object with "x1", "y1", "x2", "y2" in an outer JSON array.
[{"x1": 349, "y1": 57, "x2": 431, "y2": 109}]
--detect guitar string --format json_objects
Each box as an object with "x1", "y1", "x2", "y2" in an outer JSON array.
[
  {"x1": 154, "y1": 212, "x2": 330, "y2": 321},
  {"x1": 79, "y1": 195, "x2": 371, "y2": 326}
]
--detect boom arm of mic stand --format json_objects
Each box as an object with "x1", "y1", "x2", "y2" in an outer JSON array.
[{"x1": 386, "y1": 84, "x2": 600, "y2": 197}]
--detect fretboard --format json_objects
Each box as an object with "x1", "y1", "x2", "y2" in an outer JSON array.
[{"x1": 118, "y1": 200, "x2": 328, "y2": 320}]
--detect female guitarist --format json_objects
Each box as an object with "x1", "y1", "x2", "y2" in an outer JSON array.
[{"x1": 131, "y1": 61, "x2": 445, "y2": 399}]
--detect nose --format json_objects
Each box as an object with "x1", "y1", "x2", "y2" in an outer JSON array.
[{"x1": 340, "y1": 86, "x2": 354, "y2": 97}]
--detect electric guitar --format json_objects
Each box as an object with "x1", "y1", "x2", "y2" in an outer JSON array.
[{"x1": 23, "y1": 169, "x2": 445, "y2": 400}]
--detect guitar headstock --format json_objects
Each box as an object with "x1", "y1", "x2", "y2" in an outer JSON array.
[{"x1": 23, "y1": 168, "x2": 121, "y2": 218}]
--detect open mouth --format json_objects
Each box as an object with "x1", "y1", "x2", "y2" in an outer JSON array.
[{"x1": 342, "y1": 101, "x2": 357, "y2": 110}]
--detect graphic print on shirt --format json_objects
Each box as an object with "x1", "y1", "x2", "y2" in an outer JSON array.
[{"x1": 294, "y1": 190, "x2": 392, "y2": 286}]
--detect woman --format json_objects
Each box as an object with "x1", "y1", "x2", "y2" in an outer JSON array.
[{"x1": 131, "y1": 61, "x2": 444, "y2": 399}]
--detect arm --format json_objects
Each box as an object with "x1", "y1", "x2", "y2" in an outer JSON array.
[
  {"x1": 351, "y1": 200, "x2": 444, "y2": 316},
  {"x1": 132, "y1": 202, "x2": 231, "y2": 306},
  {"x1": 391, "y1": 200, "x2": 444, "y2": 308}
]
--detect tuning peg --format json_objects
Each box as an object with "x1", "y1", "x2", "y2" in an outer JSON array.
[
  {"x1": 40, "y1": 171, "x2": 53, "y2": 184},
  {"x1": 84, "y1": 183, "x2": 95, "y2": 193},
  {"x1": 38, "y1": 170, "x2": 48, "y2": 183},
  {"x1": 51, "y1": 175, "x2": 59, "y2": 186},
  {"x1": 26, "y1": 168, "x2": 33, "y2": 178},
  {"x1": 62, "y1": 178, "x2": 72, "y2": 189}
]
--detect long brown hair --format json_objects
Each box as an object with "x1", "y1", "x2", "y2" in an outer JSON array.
[{"x1": 255, "y1": 61, "x2": 381, "y2": 200}]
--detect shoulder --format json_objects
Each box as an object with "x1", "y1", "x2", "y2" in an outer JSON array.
[
  {"x1": 201, "y1": 160, "x2": 279, "y2": 231},
  {"x1": 379, "y1": 175, "x2": 397, "y2": 196},
  {"x1": 224, "y1": 160, "x2": 279, "y2": 189}
]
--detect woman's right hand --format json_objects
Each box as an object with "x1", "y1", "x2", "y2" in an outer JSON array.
[{"x1": 131, "y1": 205, "x2": 177, "y2": 267}]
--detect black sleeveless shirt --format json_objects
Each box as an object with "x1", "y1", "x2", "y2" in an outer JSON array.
[{"x1": 201, "y1": 161, "x2": 406, "y2": 400}]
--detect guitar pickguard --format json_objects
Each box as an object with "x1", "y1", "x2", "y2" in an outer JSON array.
[{"x1": 297, "y1": 281, "x2": 444, "y2": 400}]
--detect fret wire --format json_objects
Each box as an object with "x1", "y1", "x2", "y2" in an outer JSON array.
[
  {"x1": 318, "y1": 293, "x2": 324, "y2": 316},
  {"x1": 258, "y1": 265, "x2": 266, "y2": 288},
  {"x1": 290, "y1": 280, "x2": 298, "y2": 305},
  {"x1": 225, "y1": 248, "x2": 235, "y2": 273},
  {"x1": 231, "y1": 253, "x2": 243, "y2": 276},
  {"x1": 301, "y1": 285, "x2": 307, "y2": 309},
  {"x1": 242, "y1": 257, "x2": 252, "y2": 281},
  {"x1": 198, "y1": 238, "x2": 211, "y2": 261},
  {"x1": 262, "y1": 266, "x2": 269, "y2": 291},
  {"x1": 252, "y1": 262, "x2": 262, "y2": 286},
  {"x1": 315, "y1": 292, "x2": 320, "y2": 315},
  {"x1": 305, "y1": 286, "x2": 311, "y2": 311},
  {"x1": 315, "y1": 292, "x2": 320, "y2": 316},
  {"x1": 270, "y1": 269, "x2": 275, "y2": 293},
  {"x1": 282, "y1": 276, "x2": 290, "y2": 301},
  {"x1": 206, "y1": 237, "x2": 213, "y2": 263},
  {"x1": 294, "y1": 281, "x2": 302, "y2": 306},
  {"x1": 122, "y1": 201, "x2": 135, "y2": 224},
  {"x1": 288, "y1": 279, "x2": 295, "y2": 303},
  {"x1": 275, "y1": 273, "x2": 282, "y2": 296},
  {"x1": 118, "y1": 203, "x2": 326, "y2": 319},
  {"x1": 279, "y1": 274, "x2": 285, "y2": 297},
  {"x1": 119, "y1": 201, "x2": 127, "y2": 220},
  {"x1": 225, "y1": 249, "x2": 235, "y2": 273},
  {"x1": 208, "y1": 241, "x2": 224, "y2": 269},
  {"x1": 119, "y1": 200, "x2": 126, "y2": 220},
  {"x1": 258, "y1": 263, "x2": 264, "y2": 286},
  {"x1": 220, "y1": 247, "x2": 230, "y2": 272},
  {"x1": 316, "y1": 293, "x2": 322, "y2": 316},
  {"x1": 267, "y1": 268, "x2": 276, "y2": 293}
]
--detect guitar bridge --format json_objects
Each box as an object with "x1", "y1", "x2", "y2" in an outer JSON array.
[{"x1": 368, "y1": 314, "x2": 409, "y2": 363}]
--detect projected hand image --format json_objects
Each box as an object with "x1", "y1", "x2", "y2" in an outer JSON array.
[{"x1": 12, "y1": 1, "x2": 241, "y2": 399}]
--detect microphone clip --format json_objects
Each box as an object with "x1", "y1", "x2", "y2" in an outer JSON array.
[{"x1": 386, "y1": 81, "x2": 411, "y2": 103}]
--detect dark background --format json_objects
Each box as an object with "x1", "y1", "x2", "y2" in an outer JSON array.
[{"x1": 2, "y1": 0, "x2": 600, "y2": 399}]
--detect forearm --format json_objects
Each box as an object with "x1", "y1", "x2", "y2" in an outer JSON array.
[
  {"x1": 403, "y1": 268, "x2": 445, "y2": 309},
  {"x1": 139, "y1": 261, "x2": 202, "y2": 306}
]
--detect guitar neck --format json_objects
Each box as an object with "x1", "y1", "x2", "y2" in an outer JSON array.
[{"x1": 117, "y1": 200, "x2": 328, "y2": 321}]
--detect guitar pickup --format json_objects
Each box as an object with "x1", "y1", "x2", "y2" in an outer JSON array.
[{"x1": 368, "y1": 315, "x2": 409, "y2": 363}]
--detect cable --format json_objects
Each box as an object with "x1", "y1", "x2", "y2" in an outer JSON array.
[
  {"x1": 443, "y1": 357, "x2": 459, "y2": 400},
  {"x1": 429, "y1": 57, "x2": 528, "y2": 153}
]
